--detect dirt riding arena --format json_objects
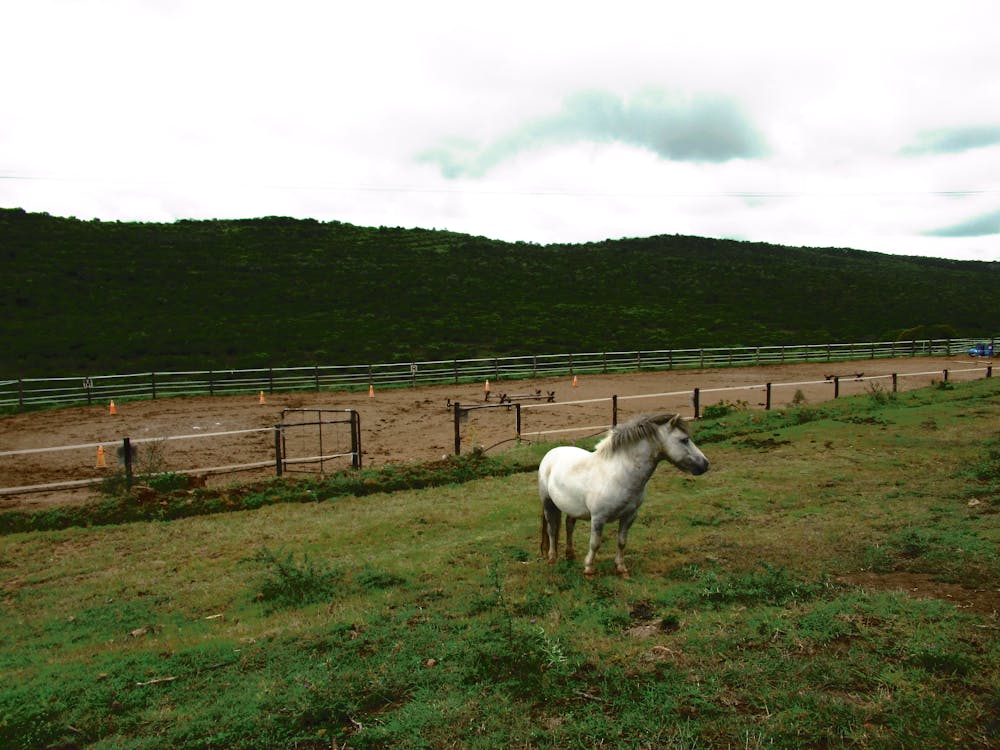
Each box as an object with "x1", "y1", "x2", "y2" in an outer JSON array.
[{"x1": 0, "y1": 356, "x2": 990, "y2": 512}]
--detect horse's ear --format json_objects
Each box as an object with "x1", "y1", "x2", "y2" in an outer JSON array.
[{"x1": 668, "y1": 414, "x2": 689, "y2": 434}]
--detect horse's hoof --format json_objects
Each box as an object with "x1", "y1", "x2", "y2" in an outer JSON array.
[{"x1": 583, "y1": 568, "x2": 596, "y2": 578}]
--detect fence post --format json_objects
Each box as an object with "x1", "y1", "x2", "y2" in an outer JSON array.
[
  {"x1": 18, "y1": 378, "x2": 24, "y2": 411},
  {"x1": 892, "y1": 373, "x2": 898, "y2": 392},
  {"x1": 123, "y1": 437, "x2": 133, "y2": 489},
  {"x1": 833, "y1": 376, "x2": 840, "y2": 399},
  {"x1": 269, "y1": 368, "x2": 274, "y2": 394},
  {"x1": 943, "y1": 369, "x2": 949, "y2": 382},
  {"x1": 352, "y1": 410, "x2": 362, "y2": 469},
  {"x1": 692, "y1": 388, "x2": 700, "y2": 419},
  {"x1": 612, "y1": 394, "x2": 618, "y2": 426},
  {"x1": 987, "y1": 365, "x2": 992, "y2": 379},
  {"x1": 274, "y1": 426, "x2": 283, "y2": 477},
  {"x1": 515, "y1": 403, "x2": 521, "y2": 444},
  {"x1": 765, "y1": 382, "x2": 772, "y2": 410},
  {"x1": 209, "y1": 370, "x2": 214, "y2": 396},
  {"x1": 453, "y1": 402, "x2": 462, "y2": 455},
  {"x1": 151, "y1": 372, "x2": 157, "y2": 400},
  {"x1": 315, "y1": 366, "x2": 320, "y2": 391}
]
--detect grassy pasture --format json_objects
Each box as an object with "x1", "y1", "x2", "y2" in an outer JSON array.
[{"x1": 1, "y1": 379, "x2": 998, "y2": 748}]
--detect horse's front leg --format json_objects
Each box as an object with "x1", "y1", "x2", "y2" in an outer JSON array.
[
  {"x1": 583, "y1": 519, "x2": 606, "y2": 577},
  {"x1": 615, "y1": 510, "x2": 639, "y2": 578}
]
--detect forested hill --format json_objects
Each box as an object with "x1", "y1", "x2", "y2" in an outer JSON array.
[{"x1": 1, "y1": 207, "x2": 997, "y2": 377}]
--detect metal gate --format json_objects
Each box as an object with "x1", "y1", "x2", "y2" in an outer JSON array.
[{"x1": 276, "y1": 408, "x2": 361, "y2": 476}]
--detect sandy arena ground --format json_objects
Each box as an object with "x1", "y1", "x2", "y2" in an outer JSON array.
[{"x1": 0, "y1": 356, "x2": 990, "y2": 512}]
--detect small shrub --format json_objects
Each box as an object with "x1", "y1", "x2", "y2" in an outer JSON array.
[
  {"x1": 667, "y1": 563, "x2": 822, "y2": 609},
  {"x1": 356, "y1": 566, "x2": 407, "y2": 590},
  {"x1": 970, "y1": 440, "x2": 1000, "y2": 485},
  {"x1": 146, "y1": 471, "x2": 191, "y2": 493},
  {"x1": 791, "y1": 406, "x2": 823, "y2": 425},
  {"x1": 702, "y1": 399, "x2": 749, "y2": 420},
  {"x1": 246, "y1": 547, "x2": 343, "y2": 611},
  {"x1": 535, "y1": 626, "x2": 569, "y2": 671},
  {"x1": 866, "y1": 381, "x2": 896, "y2": 405}
]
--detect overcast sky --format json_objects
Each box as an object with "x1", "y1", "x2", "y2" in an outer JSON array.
[{"x1": 3, "y1": 1, "x2": 999, "y2": 260}]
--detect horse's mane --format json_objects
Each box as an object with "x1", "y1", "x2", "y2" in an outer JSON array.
[{"x1": 595, "y1": 413, "x2": 688, "y2": 454}]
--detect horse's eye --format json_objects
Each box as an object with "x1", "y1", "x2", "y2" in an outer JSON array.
[{"x1": 679, "y1": 437, "x2": 690, "y2": 445}]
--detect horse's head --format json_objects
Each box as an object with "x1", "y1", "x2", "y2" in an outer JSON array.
[{"x1": 656, "y1": 414, "x2": 709, "y2": 475}]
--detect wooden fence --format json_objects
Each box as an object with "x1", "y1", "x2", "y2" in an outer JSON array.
[{"x1": 1, "y1": 336, "x2": 994, "y2": 411}]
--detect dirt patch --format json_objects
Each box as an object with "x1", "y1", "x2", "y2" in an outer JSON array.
[
  {"x1": 839, "y1": 571, "x2": 1000, "y2": 618},
  {"x1": 0, "y1": 357, "x2": 983, "y2": 513}
]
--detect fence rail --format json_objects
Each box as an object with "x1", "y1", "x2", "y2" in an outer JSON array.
[
  {"x1": 1, "y1": 361, "x2": 994, "y2": 497},
  {"x1": 1, "y1": 337, "x2": 994, "y2": 411}
]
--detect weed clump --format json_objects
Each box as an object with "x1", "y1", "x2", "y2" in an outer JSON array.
[
  {"x1": 246, "y1": 547, "x2": 344, "y2": 611},
  {"x1": 665, "y1": 562, "x2": 824, "y2": 609}
]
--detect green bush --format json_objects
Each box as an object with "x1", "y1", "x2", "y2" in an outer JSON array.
[{"x1": 246, "y1": 547, "x2": 344, "y2": 611}]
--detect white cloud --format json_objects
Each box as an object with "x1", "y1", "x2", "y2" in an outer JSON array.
[
  {"x1": 1, "y1": 0, "x2": 999, "y2": 260},
  {"x1": 418, "y1": 90, "x2": 768, "y2": 178}
]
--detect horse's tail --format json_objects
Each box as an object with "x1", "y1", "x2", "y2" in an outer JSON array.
[{"x1": 540, "y1": 509, "x2": 550, "y2": 557}]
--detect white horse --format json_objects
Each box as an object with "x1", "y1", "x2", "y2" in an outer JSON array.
[{"x1": 538, "y1": 413, "x2": 709, "y2": 578}]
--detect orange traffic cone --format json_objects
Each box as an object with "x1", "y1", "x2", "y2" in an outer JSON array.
[
  {"x1": 96, "y1": 445, "x2": 107, "y2": 468},
  {"x1": 369, "y1": 384, "x2": 375, "y2": 398},
  {"x1": 259, "y1": 390, "x2": 265, "y2": 405},
  {"x1": 572, "y1": 375, "x2": 578, "y2": 387},
  {"x1": 109, "y1": 400, "x2": 117, "y2": 414}
]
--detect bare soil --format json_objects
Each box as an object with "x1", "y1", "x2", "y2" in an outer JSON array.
[
  {"x1": 838, "y1": 572, "x2": 1000, "y2": 618},
  {"x1": 0, "y1": 356, "x2": 984, "y2": 513}
]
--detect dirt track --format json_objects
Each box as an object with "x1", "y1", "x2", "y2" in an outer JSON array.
[{"x1": 0, "y1": 356, "x2": 989, "y2": 512}]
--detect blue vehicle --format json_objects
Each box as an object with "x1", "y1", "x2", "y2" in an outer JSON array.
[{"x1": 968, "y1": 343, "x2": 994, "y2": 357}]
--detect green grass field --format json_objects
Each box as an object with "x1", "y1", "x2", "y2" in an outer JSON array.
[{"x1": 1, "y1": 379, "x2": 998, "y2": 748}]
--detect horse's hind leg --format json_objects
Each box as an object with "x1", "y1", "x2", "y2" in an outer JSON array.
[
  {"x1": 542, "y1": 497, "x2": 562, "y2": 565},
  {"x1": 564, "y1": 517, "x2": 577, "y2": 561},
  {"x1": 615, "y1": 510, "x2": 639, "y2": 578}
]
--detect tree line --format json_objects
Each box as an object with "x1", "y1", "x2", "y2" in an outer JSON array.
[{"x1": 1, "y1": 207, "x2": 996, "y2": 376}]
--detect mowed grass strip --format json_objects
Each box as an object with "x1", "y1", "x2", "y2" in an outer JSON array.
[{"x1": 0, "y1": 379, "x2": 997, "y2": 748}]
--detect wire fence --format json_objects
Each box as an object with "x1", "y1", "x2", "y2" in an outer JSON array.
[
  {"x1": 1, "y1": 357, "x2": 994, "y2": 498},
  {"x1": 1, "y1": 337, "x2": 994, "y2": 411},
  {"x1": 452, "y1": 362, "x2": 995, "y2": 454}
]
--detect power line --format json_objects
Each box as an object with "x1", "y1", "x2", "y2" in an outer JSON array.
[{"x1": 1, "y1": 171, "x2": 997, "y2": 200}]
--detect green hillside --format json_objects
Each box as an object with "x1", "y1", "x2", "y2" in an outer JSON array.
[{"x1": 1, "y1": 207, "x2": 996, "y2": 376}]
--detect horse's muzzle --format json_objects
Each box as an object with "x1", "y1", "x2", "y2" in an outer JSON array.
[{"x1": 689, "y1": 459, "x2": 709, "y2": 475}]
